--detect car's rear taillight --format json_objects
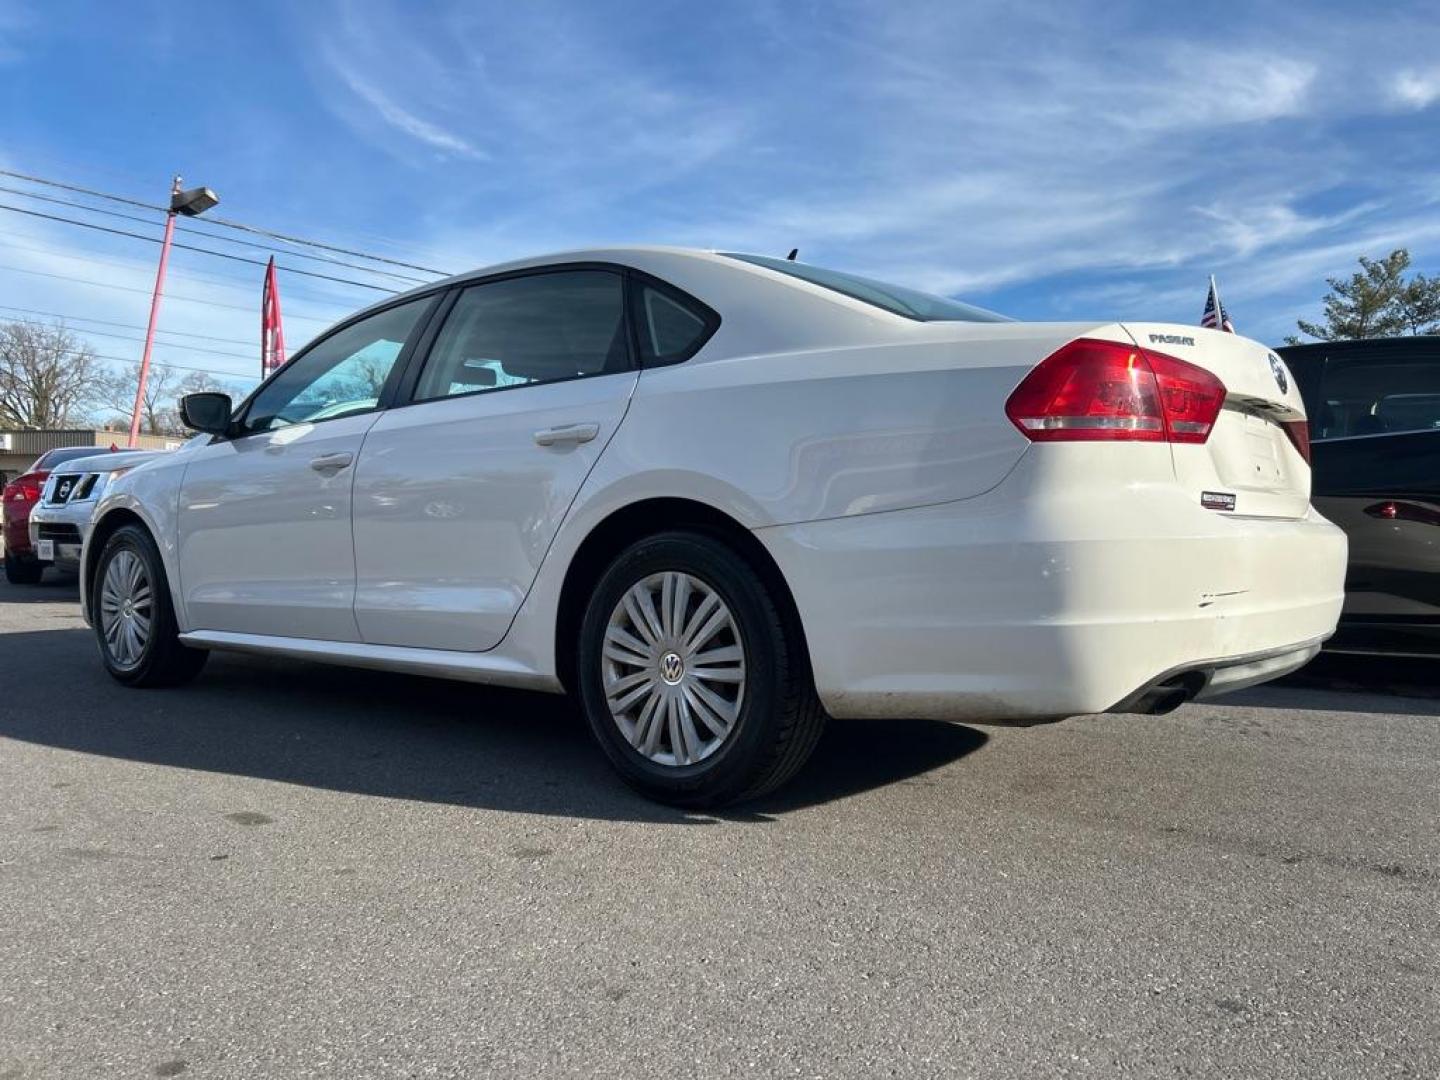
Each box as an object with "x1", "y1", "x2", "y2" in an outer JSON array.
[
  {"x1": 1281, "y1": 420, "x2": 1310, "y2": 464},
  {"x1": 1005, "y1": 338, "x2": 1225, "y2": 445},
  {"x1": 4, "y1": 477, "x2": 41, "y2": 503}
]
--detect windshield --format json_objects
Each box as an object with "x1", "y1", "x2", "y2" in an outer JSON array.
[{"x1": 723, "y1": 253, "x2": 1010, "y2": 323}]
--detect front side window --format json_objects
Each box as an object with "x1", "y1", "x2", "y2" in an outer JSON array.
[
  {"x1": 243, "y1": 297, "x2": 433, "y2": 433},
  {"x1": 1309, "y1": 352, "x2": 1440, "y2": 440},
  {"x1": 414, "y1": 271, "x2": 628, "y2": 401}
]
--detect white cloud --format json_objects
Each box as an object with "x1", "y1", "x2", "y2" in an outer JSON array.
[
  {"x1": 1390, "y1": 68, "x2": 1440, "y2": 110},
  {"x1": 330, "y1": 65, "x2": 487, "y2": 161}
]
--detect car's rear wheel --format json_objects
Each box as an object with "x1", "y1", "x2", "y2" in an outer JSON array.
[
  {"x1": 577, "y1": 531, "x2": 826, "y2": 807},
  {"x1": 4, "y1": 551, "x2": 43, "y2": 585},
  {"x1": 92, "y1": 524, "x2": 208, "y2": 688}
]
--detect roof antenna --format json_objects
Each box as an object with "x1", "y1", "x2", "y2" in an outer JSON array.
[{"x1": 786, "y1": 248, "x2": 798, "y2": 261}]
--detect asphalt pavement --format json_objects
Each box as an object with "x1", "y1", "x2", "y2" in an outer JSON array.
[{"x1": 0, "y1": 575, "x2": 1436, "y2": 1079}]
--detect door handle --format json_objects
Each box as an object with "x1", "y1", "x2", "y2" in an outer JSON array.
[
  {"x1": 310, "y1": 451, "x2": 355, "y2": 474},
  {"x1": 533, "y1": 422, "x2": 600, "y2": 447}
]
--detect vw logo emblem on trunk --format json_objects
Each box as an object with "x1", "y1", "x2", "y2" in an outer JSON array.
[{"x1": 1268, "y1": 353, "x2": 1289, "y2": 394}]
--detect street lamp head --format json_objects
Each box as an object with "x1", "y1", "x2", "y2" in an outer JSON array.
[{"x1": 171, "y1": 185, "x2": 220, "y2": 216}]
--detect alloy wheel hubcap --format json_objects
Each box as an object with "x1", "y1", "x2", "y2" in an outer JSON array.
[
  {"x1": 602, "y1": 571, "x2": 746, "y2": 767},
  {"x1": 99, "y1": 549, "x2": 153, "y2": 668}
]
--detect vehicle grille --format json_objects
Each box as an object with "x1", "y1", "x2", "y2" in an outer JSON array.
[
  {"x1": 46, "y1": 473, "x2": 81, "y2": 504},
  {"x1": 37, "y1": 522, "x2": 83, "y2": 544},
  {"x1": 44, "y1": 473, "x2": 101, "y2": 505}
]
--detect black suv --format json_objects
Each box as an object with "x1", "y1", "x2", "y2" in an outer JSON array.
[{"x1": 1278, "y1": 336, "x2": 1440, "y2": 657}]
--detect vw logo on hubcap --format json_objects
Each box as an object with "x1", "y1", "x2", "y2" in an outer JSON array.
[{"x1": 659, "y1": 651, "x2": 685, "y2": 685}]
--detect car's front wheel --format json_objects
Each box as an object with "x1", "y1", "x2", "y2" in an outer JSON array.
[
  {"x1": 92, "y1": 524, "x2": 208, "y2": 688},
  {"x1": 577, "y1": 531, "x2": 826, "y2": 807}
]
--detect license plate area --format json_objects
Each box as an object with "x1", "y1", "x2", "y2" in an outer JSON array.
[{"x1": 36, "y1": 539, "x2": 54, "y2": 561}]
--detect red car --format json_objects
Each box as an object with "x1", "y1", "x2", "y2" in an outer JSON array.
[{"x1": 3, "y1": 447, "x2": 116, "y2": 584}]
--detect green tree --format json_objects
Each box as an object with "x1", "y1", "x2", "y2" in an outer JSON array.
[
  {"x1": 1397, "y1": 268, "x2": 1440, "y2": 335},
  {"x1": 1295, "y1": 249, "x2": 1440, "y2": 340}
]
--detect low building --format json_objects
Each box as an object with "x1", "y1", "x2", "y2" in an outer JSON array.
[{"x1": 0, "y1": 429, "x2": 181, "y2": 486}]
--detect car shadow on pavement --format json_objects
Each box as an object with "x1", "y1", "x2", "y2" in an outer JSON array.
[
  {"x1": 0, "y1": 628, "x2": 988, "y2": 824},
  {"x1": 0, "y1": 575, "x2": 80, "y2": 603}
]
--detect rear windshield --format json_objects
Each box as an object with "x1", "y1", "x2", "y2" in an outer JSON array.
[{"x1": 722, "y1": 253, "x2": 1010, "y2": 323}]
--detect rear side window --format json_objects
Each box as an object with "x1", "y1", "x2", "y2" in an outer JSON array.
[
  {"x1": 630, "y1": 280, "x2": 718, "y2": 366},
  {"x1": 1303, "y1": 350, "x2": 1440, "y2": 440},
  {"x1": 414, "y1": 271, "x2": 628, "y2": 401}
]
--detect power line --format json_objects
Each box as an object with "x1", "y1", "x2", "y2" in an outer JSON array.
[
  {"x1": 35, "y1": 324, "x2": 255, "y2": 361},
  {"x1": 0, "y1": 231, "x2": 365, "y2": 307},
  {"x1": 0, "y1": 304, "x2": 255, "y2": 347},
  {"x1": 0, "y1": 182, "x2": 433, "y2": 286},
  {"x1": 0, "y1": 202, "x2": 401, "y2": 294},
  {"x1": 0, "y1": 167, "x2": 454, "y2": 276},
  {"x1": 36, "y1": 344, "x2": 261, "y2": 382},
  {"x1": 0, "y1": 262, "x2": 338, "y2": 321}
]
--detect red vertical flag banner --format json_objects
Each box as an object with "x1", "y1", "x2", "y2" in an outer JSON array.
[{"x1": 261, "y1": 256, "x2": 287, "y2": 377}]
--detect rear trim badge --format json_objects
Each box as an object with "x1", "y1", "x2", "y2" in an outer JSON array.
[{"x1": 1202, "y1": 491, "x2": 1237, "y2": 511}]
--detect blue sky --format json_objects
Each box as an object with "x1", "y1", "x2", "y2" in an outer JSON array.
[{"x1": 2, "y1": 0, "x2": 1439, "y2": 394}]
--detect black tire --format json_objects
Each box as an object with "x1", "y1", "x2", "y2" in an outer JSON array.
[
  {"x1": 5, "y1": 551, "x2": 44, "y2": 585},
  {"x1": 577, "y1": 530, "x2": 826, "y2": 807},
  {"x1": 91, "y1": 524, "x2": 208, "y2": 688}
]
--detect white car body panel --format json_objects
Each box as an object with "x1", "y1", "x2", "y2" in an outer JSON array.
[
  {"x1": 177, "y1": 413, "x2": 376, "y2": 641},
  {"x1": 352, "y1": 370, "x2": 639, "y2": 650},
  {"x1": 82, "y1": 247, "x2": 1348, "y2": 722}
]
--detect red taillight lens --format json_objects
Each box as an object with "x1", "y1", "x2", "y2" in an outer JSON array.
[
  {"x1": 1281, "y1": 420, "x2": 1310, "y2": 464},
  {"x1": 4, "y1": 477, "x2": 41, "y2": 503},
  {"x1": 1005, "y1": 338, "x2": 1225, "y2": 445}
]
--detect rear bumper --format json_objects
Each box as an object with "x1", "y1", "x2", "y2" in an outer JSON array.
[{"x1": 756, "y1": 448, "x2": 1348, "y2": 721}]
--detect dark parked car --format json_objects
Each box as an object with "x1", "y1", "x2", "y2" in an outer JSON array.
[{"x1": 1278, "y1": 336, "x2": 1440, "y2": 657}]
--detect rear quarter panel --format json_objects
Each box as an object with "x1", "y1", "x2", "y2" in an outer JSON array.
[{"x1": 601, "y1": 321, "x2": 1120, "y2": 526}]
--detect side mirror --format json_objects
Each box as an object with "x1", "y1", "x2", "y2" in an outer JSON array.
[{"x1": 179, "y1": 392, "x2": 234, "y2": 436}]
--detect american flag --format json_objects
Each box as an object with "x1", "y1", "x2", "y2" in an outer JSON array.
[
  {"x1": 1201, "y1": 275, "x2": 1234, "y2": 333},
  {"x1": 261, "y1": 256, "x2": 288, "y2": 377}
]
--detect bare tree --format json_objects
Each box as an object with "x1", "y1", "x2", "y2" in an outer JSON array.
[
  {"x1": 95, "y1": 362, "x2": 182, "y2": 435},
  {"x1": 96, "y1": 364, "x2": 244, "y2": 435},
  {"x1": 0, "y1": 320, "x2": 102, "y2": 429}
]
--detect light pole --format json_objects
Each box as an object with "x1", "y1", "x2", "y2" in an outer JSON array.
[{"x1": 127, "y1": 176, "x2": 220, "y2": 447}]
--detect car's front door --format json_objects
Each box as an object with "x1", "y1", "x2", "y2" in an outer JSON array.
[
  {"x1": 177, "y1": 296, "x2": 435, "y2": 640},
  {"x1": 351, "y1": 269, "x2": 638, "y2": 651}
]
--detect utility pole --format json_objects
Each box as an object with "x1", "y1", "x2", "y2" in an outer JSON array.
[{"x1": 128, "y1": 176, "x2": 220, "y2": 446}]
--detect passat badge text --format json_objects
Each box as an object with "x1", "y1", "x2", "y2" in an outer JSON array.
[{"x1": 1149, "y1": 333, "x2": 1195, "y2": 347}]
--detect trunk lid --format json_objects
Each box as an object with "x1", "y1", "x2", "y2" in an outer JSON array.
[{"x1": 1121, "y1": 323, "x2": 1311, "y2": 520}]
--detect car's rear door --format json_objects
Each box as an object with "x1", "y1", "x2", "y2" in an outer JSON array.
[
  {"x1": 351, "y1": 267, "x2": 638, "y2": 651},
  {"x1": 177, "y1": 295, "x2": 437, "y2": 641}
]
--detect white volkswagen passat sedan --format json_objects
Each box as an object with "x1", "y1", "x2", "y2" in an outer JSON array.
[{"x1": 81, "y1": 249, "x2": 1347, "y2": 805}]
